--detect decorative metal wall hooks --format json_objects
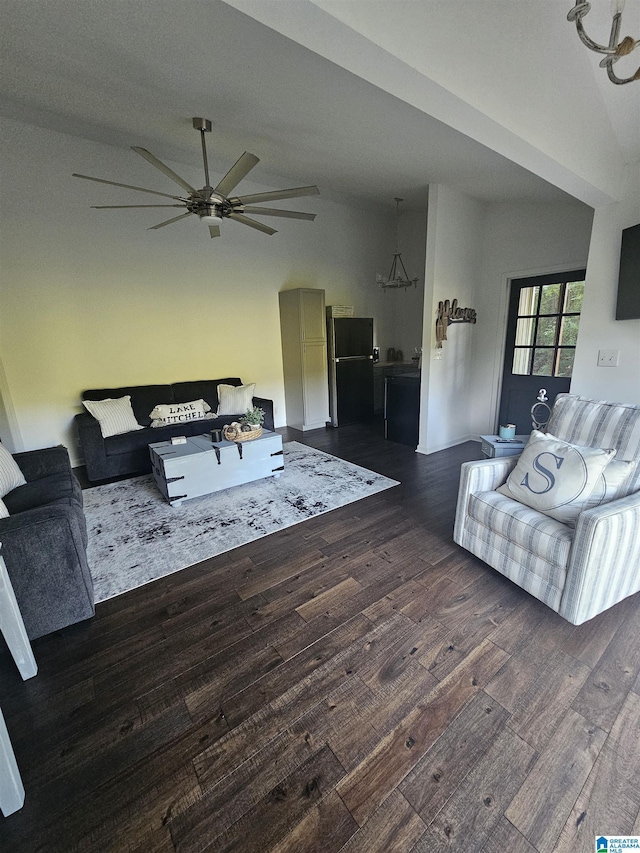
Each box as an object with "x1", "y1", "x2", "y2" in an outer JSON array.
[
  {"x1": 568, "y1": 1, "x2": 639, "y2": 85},
  {"x1": 435, "y1": 298, "x2": 477, "y2": 348}
]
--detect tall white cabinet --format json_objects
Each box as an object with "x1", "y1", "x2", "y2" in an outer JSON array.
[{"x1": 278, "y1": 288, "x2": 330, "y2": 431}]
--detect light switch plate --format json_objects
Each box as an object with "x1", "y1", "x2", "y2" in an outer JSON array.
[{"x1": 597, "y1": 349, "x2": 619, "y2": 367}]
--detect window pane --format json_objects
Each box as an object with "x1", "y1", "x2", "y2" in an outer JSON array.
[
  {"x1": 565, "y1": 281, "x2": 584, "y2": 313},
  {"x1": 515, "y1": 317, "x2": 535, "y2": 347},
  {"x1": 535, "y1": 316, "x2": 558, "y2": 346},
  {"x1": 539, "y1": 283, "x2": 561, "y2": 314},
  {"x1": 556, "y1": 348, "x2": 575, "y2": 377},
  {"x1": 559, "y1": 314, "x2": 579, "y2": 346},
  {"x1": 517, "y1": 286, "x2": 539, "y2": 316},
  {"x1": 512, "y1": 348, "x2": 531, "y2": 375},
  {"x1": 532, "y1": 348, "x2": 553, "y2": 376}
]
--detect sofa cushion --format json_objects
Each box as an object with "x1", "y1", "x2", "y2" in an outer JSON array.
[
  {"x1": 497, "y1": 430, "x2": 616, "y2": 524},
  {"x1": 82, "y1": 396, "x2": 143, "y2": 438},
  {"x1": 0, "y1": 442, "x2": 27, "y2": 497},
  {"x1": 149, "y1": 398, "x2": 213, "y2": 427},
  {"x1": 582, "y1": 458, "x2": 638, "y2": 512},
  {"x1": 3, "y1": 472, "x2": 83, "y2": 514},
  {"x1": 547, "y1": 393, "x2": 640, "y2": 493},
  {"x1": 468, "y1": 489, "x2": 574, "y2": 568},
  {"x1": 104, "y1": 416, "x2": 237, "y2": 456},
  {"x1": 83, "y1": 385, "x2": 174, "y2": 427},
  {"x1": 217, "y1": 383, "x2": 256, "y2": 416},
  {"x1": 171, "y1": 378, "x2": 242, "y2": 414},
  {"x1": 461, "y1": 515, "x2": 568, "y2": 612}
]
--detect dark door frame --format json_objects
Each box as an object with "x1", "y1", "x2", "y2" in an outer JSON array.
[{"x1": 490, "y1": 266, "x2": 586, "y2": 435}]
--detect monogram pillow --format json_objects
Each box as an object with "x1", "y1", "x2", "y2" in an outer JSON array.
[{"x1": 497, "y1": 430, "x2": 616, "y2": 524}]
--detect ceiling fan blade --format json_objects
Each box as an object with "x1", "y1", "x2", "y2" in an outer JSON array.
[
  {"x1": 73, "y1": 173, "x2": 185, "y2": 201},
  {"x1": 214, "y1": 152, "x2": 260, "y2": 198},
  {"x1": 227, "y1": 212, "x2": 277, "y2": 235},
  {"x1": 231, "y1": 185, "x2": 319, "y2": 205},
  {"x1": 148, "y1": 212, "x2": 195, "y2": 230},
  {"x1": 131, "y1": 147, "x2": 196, "y2": 194},
  {"x1": 240, "y1": 206, "x2": 316, "y2": 220},
  {"x1": 209, "y1": 225, "x2": 221, "y2": 238},
  {"x1": 91, "y1": 204, "x2": 184, "y2": 209}
]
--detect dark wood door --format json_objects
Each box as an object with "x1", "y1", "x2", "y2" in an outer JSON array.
[{"x1": 499, "y1": 270, "x2": 585, "y2": 434}]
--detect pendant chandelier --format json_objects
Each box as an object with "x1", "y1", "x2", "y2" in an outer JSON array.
[
  {"x1": 376, "y1": 198, "x2": 419, "y2": 291},
  {"x1": 568, "y1": 0, "x2": 639, "y2": 84}
]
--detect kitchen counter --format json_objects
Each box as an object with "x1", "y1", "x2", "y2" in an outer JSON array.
[
  {"x1": 374, "y1": 361, "x2": 417, "y2": 368},
  {"x1": 373, "y1": 363, "x2": 420, "y2": 412}
]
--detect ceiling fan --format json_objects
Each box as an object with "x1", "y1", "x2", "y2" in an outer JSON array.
[{"x1": 73, "y1": 117, "x2": 319, "y2": 238}]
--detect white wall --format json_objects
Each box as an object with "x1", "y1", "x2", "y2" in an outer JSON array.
[
  {"x1": 418, "y1": 188, "x2": 594, "y2": 454},
  {"x1": 0, "y1": 357, "x2": 22, "y2": 452},
  {"x1": 377, "y1": 206, "x2": 427, "y2": 362},
  {"x1": 470, "y1": 200, "x2": 594, "y2": 436},
  {"x1": 1, "y1": 117, "x2": 427, "y2": 463},
  {"x1": 233, "y1": 0, "x2": 629, "y2": 206},
  {"x1": 418, "y1": 184, "x2": 484, "y2": 454},
  {"x1": 571, "y1": 163, "x2": 640, "y2": 404}
]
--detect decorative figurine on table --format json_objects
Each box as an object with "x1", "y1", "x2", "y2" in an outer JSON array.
[{"x1": 531, "y1": 388, "x2": 551, "y2": 431}]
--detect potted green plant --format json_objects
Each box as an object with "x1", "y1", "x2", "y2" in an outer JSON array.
[{"x1": 240, "y1": 406, "x2": 265, "y2": 431}]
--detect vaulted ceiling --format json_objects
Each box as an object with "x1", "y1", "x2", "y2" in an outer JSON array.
[{"x1": 1, "y1": 0, "x2": 637, "y2": 210}]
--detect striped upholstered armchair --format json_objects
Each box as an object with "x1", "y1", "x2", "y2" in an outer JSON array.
[{"x1": 454, "y1": 394, "x2": 640, "y2": 625}]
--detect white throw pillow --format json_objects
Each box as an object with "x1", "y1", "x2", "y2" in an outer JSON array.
[
  {"x1": 149, "y1": 398, "x2": 213, "y2": 427},
  {"x1": 582, "y1": 458, "x2": 638, "y2": 513},
  {"x1": 0, "y1": 443, "x2": 27, "y2": 498},
  {"x1": 497, "y1": 430, "x2": 616, "y2": 524},
  {"x1": 0, "y1": 497, "x2": 9, "y2": 518},
  {"x1": 216, "y1": 383, "x2": 256, "y2": 416},
  {"x1": 83, "y1": 396, "x2": 143, "y2": 438}
]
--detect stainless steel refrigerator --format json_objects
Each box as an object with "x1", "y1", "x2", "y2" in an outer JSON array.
[{"x1": 327, "y1": 317, "x2": 374, "y2": 427}]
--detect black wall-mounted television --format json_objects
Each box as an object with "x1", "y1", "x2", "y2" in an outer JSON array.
[{"x1": 616, "y1": 222, "x2": 640, "y2": 320}]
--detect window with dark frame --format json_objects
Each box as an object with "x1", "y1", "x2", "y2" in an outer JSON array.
[{"x1": 512, "y1": 278, "x2": 584, "y2": 378}]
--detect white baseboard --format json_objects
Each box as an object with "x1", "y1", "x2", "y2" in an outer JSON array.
[{"x1": 416, "y1": 434, "x2": 478, "y2": 456}]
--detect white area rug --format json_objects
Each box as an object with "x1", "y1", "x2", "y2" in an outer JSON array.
[{"x1": 84, "y1": 441, "x2": 399, "y2": 602}]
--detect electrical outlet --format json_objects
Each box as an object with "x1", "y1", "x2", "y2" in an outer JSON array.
[{"x1": 597, "y1": 349, "x2": 619, "y2": 367}]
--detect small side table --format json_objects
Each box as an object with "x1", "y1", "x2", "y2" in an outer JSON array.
[
  {"x1": 479, "y1": 435, "x2": 529, "y2": 458},
  {"x1": 0, "y1": 544, "x2": 37, "y2": 817}
]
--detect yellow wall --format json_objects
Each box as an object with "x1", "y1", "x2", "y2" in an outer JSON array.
[{"x1": 0, "y1": 118, "x2": 416, "y2": 462}]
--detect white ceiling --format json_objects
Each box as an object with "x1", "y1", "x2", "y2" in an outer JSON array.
[{"x1": 1, "y1": 0, "x2": 637, "y2": 211}]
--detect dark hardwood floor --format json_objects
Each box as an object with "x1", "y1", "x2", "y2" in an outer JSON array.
[{"x1": 2, "y1": 422, "x2": 640, "y2": 852}]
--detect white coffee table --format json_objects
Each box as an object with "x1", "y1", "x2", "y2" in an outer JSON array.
[{"x1": 149, "y1": 430, "x2": 283, "y2": 506}]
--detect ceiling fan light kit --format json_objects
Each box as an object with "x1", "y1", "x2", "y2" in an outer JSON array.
[{"x1": 73, "y1": 117, "x2": 319, "y2": 239}]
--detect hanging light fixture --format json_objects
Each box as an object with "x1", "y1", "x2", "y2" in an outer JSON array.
[
  {"x1": 376, "y1": 198, "x2": 419, "y2": 291},
  {"x1": 568, "y1": 1, "x2": 639, "y2": 84}
]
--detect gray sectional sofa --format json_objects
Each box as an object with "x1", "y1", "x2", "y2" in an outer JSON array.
[
  {"x1": 0, "y1": 445, "x2": 94, "y2": 639},
  {"x1": 75, "y1": 377, "x2": 275, "y2": 482}
]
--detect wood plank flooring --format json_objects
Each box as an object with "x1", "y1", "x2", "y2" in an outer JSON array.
[{"x1": 2, "y1": 422, "x2": 640, "y2": 852}]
